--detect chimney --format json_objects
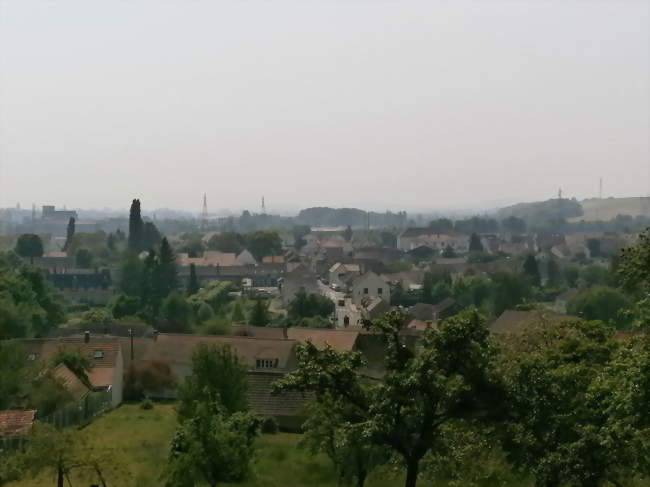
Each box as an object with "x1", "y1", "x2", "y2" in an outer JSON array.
[
  {"x1": 84, "y1": 331, "x2": 90, "y2": 343},
  {"x1": 153, "y1": 330, "x2": 159, "y2": 341}
]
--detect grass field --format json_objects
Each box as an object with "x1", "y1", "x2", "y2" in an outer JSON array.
[
  {"x1": 8, "y1": 403, "x2": 648, "y2": 487},
  {"x1": 8, "y1": 403, "x2": 410, "y2": 487}
]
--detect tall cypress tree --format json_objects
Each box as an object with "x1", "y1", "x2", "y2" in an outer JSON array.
[
  {"x1": 523, "y1": 254, "x2": 541, "y2": 287},
  {"x1": 468, "y1": 232, "x2": 484, "y2": 253},
  {"x1": 63, "y1": 217, "x2": 75, "y2": 252},
  {"x1": 187, "y1": 263, "x2": 199, "y2": 296},
  {"x1": 158, "y1": 237, "x2": 178, "y2": 299},
  {"x1": 128, "y1": 199, "x2": 144, "y2": 251}
]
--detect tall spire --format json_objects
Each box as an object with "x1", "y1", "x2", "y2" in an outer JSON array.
[
  {"x1": 261, "y1": 196, "x2": 266, "y2": 215},
  {"x1": 201, "y1": 193, "x2": 208, "y2": 229}
]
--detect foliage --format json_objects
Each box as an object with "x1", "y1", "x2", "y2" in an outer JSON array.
[
  {"x1": 128, "y1": 198, "x2": 144, "y2": 251},
  {"x1": 179, "y1": 343, "x2": 249, "y2": 418},
  {"x1": 274, "y1": 310, "x2": 499, "y2": 487},
  {"x1": 80, "y1": 307, "x2": 112, "y2": 325},
  {"x1": 245, "y1": 230, "x2": 283, "y2": 260},
  {"x1": 14, "y1": 234, "x2": 44, "y2": 259},
  {"x1": 468, "y1": 233, "x2": 484, "y2": 252},
  {"x1": 231, "y1": 300, "x2": 246, "y2": 322},
  {"x1": 196, "y1": 301, "x2": 214, "y2": 322},
  {"x1": 343, "y1": 225, "x2": 353, "y2": 242},
  {"x1": 200, "y1": 317, "x2": 233, "y2": 336},
  {"x1": 207, "y1": 231, "x2": 245, "y2": 253},
  {"x1": 187, "y1": 263, "x2": 199, "y2": 296},
  {"x1": 164, "y1": 401, "x2": 259, "y2": 487},
  {"x1": 260, "y1": 415, "x2": 279, "y2": 434},
  {"x1": 567, "y1": 286, "x2": 633, "y2": 328},
  {"x1": 579, "y1": 263, "x2": 612, "y2": 287},
  {"x1": 0, "y1": 341, "x2": 27, "y2": 410},
  {"x1": 51, "y1": 346, "x2": 93, "y2": 387},
  {"x1": 63, "y1": 217, "x2": 75, "y2": 252},
  {"x1": 0, "y1": 259, "x2": 65, "y2": 338},
  {"x1": 489, "y1": 271, "x2": 532, "y2": 316},
  {"x1": 159, "y1": 291, "x2": 193, "y2": 333},
  {"x1": 288, "y1": 289, "x2": 335, "y2": 321},
  {"x1": 300, "y1": 401, "x2": 389, "y2": 487},
  {"x1": 110, "y1": 294, "x2": 142, "y2": 319},
  {"x1": 497, "y1": 318, "x2": 642, "y2": 487},
  {"x1": 140, "y1": 398, "x2": 154, "y2": 410},
  {"x1": 74, "y1": 248, "x2": 93, "y2": 268},
  {"x1": 187, "y1": 281, "x2": 235, "y2": 314},
  {"x1": 124, "y1": 360, "x2": 176, "y2": 401},
  {"x1": 522, "y1": 254, "x2": 541, "y2": 286},
  {"x1": 249, "y1": 298, "x2": 270, "y2": 326}
]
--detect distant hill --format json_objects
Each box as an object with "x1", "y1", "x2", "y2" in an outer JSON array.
[
  {"x1": 496, "y1": 198, "x2": 583, "y2": 223},
  {"x1": 567, "y1": 197, "x2": 650, "y2": 222},
  {"x1": 296, "y1": 207, "x2": 407, "y2": 228}
]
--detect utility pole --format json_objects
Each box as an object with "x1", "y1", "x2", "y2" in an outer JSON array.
[{"x1": 201, "y1": 193, "x2": 208, "y2": 230}]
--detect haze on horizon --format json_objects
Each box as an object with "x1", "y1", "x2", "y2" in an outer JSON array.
[{"x1": 0, "y1": 1, "x2": 648, "y2": 214}]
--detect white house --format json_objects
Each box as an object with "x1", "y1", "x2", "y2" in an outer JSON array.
[{"x1": 351, "y1": 272, "x2": 390, "y2": 306}]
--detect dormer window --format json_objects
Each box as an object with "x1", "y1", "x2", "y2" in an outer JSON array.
[
  {"x1": 93, "y1": 350, "x2": 104, "y2": 359},
  {"x1": 256, "y1": 358, "x2": 279, "y2": 369}
]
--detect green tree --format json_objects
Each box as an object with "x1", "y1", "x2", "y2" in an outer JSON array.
[
  {"x1": 468, "y1": 233, "x2": 484, "y2": 253},
  {"x1": 160, "y1": 291, "x2": 193, "y2": 333},
  {"x1": 501, "y1": 216, "x2": 526, "y2": 234},
  {"x1": 288, "y1": 289, "x2": 335, "y2": 321},
  {"x1": 196, "y1": 301, "x2": 215, "y2": 323},
  {"x1": 15, "y1": 234, "x2": 44, "y2": 260},
  {"x1": 343, "y1": 225, "x2": 353, "y2": 242},
  {"x1": 128, "y1": 198, "x2": 144, "y2": 251},
  {"x1": 579, "y1": 264, "x2": 611, "y2": 287},
  {"x1": 488, "y1": 271, "x2": 532, "y2": 317},
  {"x1": 442, "y1": 245, "x2": 457, "y2": 258},
  {"x1": 274, "y1": 310, "x2": 498, "y2": 487},
  {"x1": 231, "y1": 300, "x2": 245, "y2": 322},
  {"x1": 499, "y1": 319, "x2": 623, "y2": 487},
  {"x1": 179, "y1": 343, "x2": 249, "y2": 418},
  {"x1": 546, "y1": 258, "x2": 561, "y2": 287},
  {"x1": 110, "y1": 293, "x2": 142, "y2": 319},
  {"x1": 165, "y1": 401, "x2": 259, "y2": 487},
  {"x1": 563, "y1": 265, "x2": 580, "y2": 288},
  {"x1": 75, "y1": 248, "x2": 93, "y2": 268},
  {"x1": 207, "y1": 232, "x2": 244, "y2": 253},
  {"x1": 157, "y1": 237, "x2": 178, "y2": 299},
  {"x1": 301, "y1": 402, "x2": 388, "y2": 487},
  {"x1": 567, "y1": 286, "x2": 632, "y2": 328},
  {"x1": 142, "y1": 221, "x2": 162, "y2": 250},
  {"x1": 245, "y1": 230, "x2": 282, "y2": 260},
  {"x1": 118, "y1": 252, "x2": 143, "y2": 297},
  {"x1": 249, "y1": 298, "x2": 270, "y2": 326},
  {"x1": 0, "y1": 341, "x2": 26, "y2": 410},
  {"x1": 522, "y1": 254, "x2": 541, "y2": 286},
  {"x1": 187, "y1": 263, "x2": 200, "y2": 296},
  {"x1": 63, "y1": 217, "x2": 75, "y2": 252}
]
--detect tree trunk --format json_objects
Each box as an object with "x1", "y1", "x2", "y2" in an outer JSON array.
[
  {"x1": 404, "y1": 458, "x2": 419, "y2": 487},
  {"x1": 57, "y1": 465, "x2": 64, "y2": 487},
  {"x1": 356, "y1": 469, "x2": 367, "y2": 487}
]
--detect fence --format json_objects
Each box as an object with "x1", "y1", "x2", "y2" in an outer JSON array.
[{"x1": 40, "y1": 389, "x2": 112, "y2": 429}]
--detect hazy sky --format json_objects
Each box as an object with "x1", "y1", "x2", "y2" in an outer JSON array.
[{"x1": 0, "y1": 1, "x2": 648, "y2": 214}]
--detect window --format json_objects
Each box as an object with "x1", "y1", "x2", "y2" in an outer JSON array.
[
  {"x1": 93, "y1": 350, "x2": 104, "y2": 359},
  {"x1": 338, "y1": 299, "x2": 345, "y2": 307},
  {"x1": 378, "y1": 288, "x2": 383, "y2": 295},
  {"x1": 256, "y1": 358, "x2": 278, "y2": 369},
  {"x1": 363, "y1": 288, "x2": 368, "y2": 294},
  {"x1": 343, "y1": 316, "x2": 350, "y2": 327}
]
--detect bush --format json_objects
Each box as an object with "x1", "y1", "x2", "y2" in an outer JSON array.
[
  {"x1": 260, "y1": 415, "x2": 279, "y2": 434},
  {"x1": 201, "y1": 318, "x2": 232, "y2": 336},
  {"x1": 196, "y1": 302, "x2": 215, "y2": 323},
  {"x1": 140, "y1": 398, "x2": 154, "y2": 410}
]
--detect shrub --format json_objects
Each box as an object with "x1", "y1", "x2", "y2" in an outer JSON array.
[
  {"x1": 140, "y1": 398, "x2": 154, "y2": 410},
  {"x1": 260, "y1": 415, "x2": 279, "y2": 434}
]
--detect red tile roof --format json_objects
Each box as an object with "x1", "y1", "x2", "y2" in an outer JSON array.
[{"x1": 0, "y1": 410, "x2": 36, "y2": 437}]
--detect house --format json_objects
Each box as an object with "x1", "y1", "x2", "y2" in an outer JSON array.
[
  {"x1": 351, "y1": 272, "x2": 390, "y2": 306},
  {"x1": 489, "y1": 309, "x2": 575, "y2": 335},
  {"x1": 409, "y1": 303, "x2": 437, "y2": 321},
  {"x1": 47, "y1": 268, "x2": 112, "y2": 291},
  {"x1": 280, "y1": 265, "x2": 319, "y2": 304},
  {"x1": 398, "y1": 229, "x2": 469, "y2": 253},
  {"x1": 287, "y1": 327, "x2": 360, "y2": 352},
  {"x1": 235, "y1": 249, "x2": 257, "y2": 266},
  {"x1": 262, "y1": 255, "x2": 287, "y2": 264},
  {"x1": 328, "y1": 262, "x2": 361, "y2": 289},
  {"x1": 21, "y1": 336, "x2": 124, "y2": 407},
  {"x1": 118, "y1": 333, "x2": 305, "y2": 429},
  {"x1": 0, "y1": 410, "x2": 36, "y2": 438},
  {"x1": 431, "y1": 298, "x2": 459, "y2": 320},
  {"x1": 52, "y1": 364, "x2": 91, "y2": 402}
]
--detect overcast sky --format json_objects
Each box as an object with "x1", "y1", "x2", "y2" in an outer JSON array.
[{"x1": 0, "y1": 1, "x2": 648, "y2": 214}]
